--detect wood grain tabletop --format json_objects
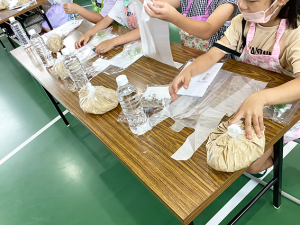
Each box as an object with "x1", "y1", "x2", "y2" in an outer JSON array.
[
  {"x1": 0, "y1": 0, "x2": 46, "y2": 24},
  {"x1": 10, "y1": 20, "x2": 300, "y2": 224}
]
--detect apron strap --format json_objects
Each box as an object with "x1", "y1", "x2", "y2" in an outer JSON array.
[
  {"x1": 182, "y1": 0, "x2": 213, "y2": 16},
  {"x1": 212, "y1": 42, "x2": 241, "y2": 57}
]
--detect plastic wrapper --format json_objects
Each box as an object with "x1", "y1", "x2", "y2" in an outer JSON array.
[
  {"x1": 206, "y1": 120, "x2": 265, "y2": 172},
  {"x1": 132, "y1": 0, "x2": 175, "y2": 67},
  {"x1": 7, "y1": 0, "x2": 29, "y2": 9},
  {"x1": 46, "y1": 34, "x2": 64, "y2": 53},
  {"x1": 42, "y1": 19, "x2": 83, "y2": 42},
  {"x1": 0, "y1": 0, "x2": 9, "y2": 10},
  {"x1": 149, "y1": 69, "x2": 268, "y2": 160},
  {"x1": 102, "y1": 65, "x2": 125, "y2": 77},
  {"x1": 79, "y1": 83, "x2": 118, "y2": 114},
  {"x1": 263, "y1": 101, "x2": 300, "y2": 125},
  {"x1": 110, "y1": 40, "x2": 144, "y2": 69}
]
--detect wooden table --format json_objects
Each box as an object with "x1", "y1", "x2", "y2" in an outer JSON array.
[
  {"x1": 10, "y1": 20, "x2": 300, "y2": 225},
  {"x1": 0, "y1": 0, "x2": 51, "y2": 49},
  {"x1": 0, "y1": 0, "x2": 46, "y2": 24}
]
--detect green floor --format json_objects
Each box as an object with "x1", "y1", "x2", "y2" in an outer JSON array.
[{"x1": 0, "y1": 4, "x2": 299, "y2": 224}]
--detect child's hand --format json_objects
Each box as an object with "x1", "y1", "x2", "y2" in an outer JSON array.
[
  {"x1": 75, "y1": 33, "x2": 91, "y2": 49},
  {"x1": 63, "y1": 3, "x2": 79, "y2": 14},
  {"x1": 228, "y1": 93, "x2": 266, "y2": 140},
  {"x1": 169, "y1": 69, "x2": 192, "y2": 101},
  {"x1": 95, "y1": 39, "x2": 115, "y2": 54},
  {"x1": 144, "y1": 1, "x2": 178, "y2": 22}
]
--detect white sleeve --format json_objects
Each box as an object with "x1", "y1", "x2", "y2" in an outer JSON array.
[{"x1": 107, "y1": 0, "x2": 128, "y2": 27}]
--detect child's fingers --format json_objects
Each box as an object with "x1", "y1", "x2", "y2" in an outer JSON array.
[
  {"x1": 83, "y1": 37, "x2": 89, "y2": 46},
  {"x1": 252, "y1": 116, "x2": 262, "y2": 138},
  {"x1": 169, "y1": 84, "x2": 178, "y2": 101},
  {"x1": 144, "y1": 5, "x2": 156, "y2": 17},
  {"x1": 183, "y1": 75, "x2": 191, "y2": 89},
  {"x1": 245, "y1": 114, "x2": 253, "y2": 140},
  {"x1": 147, "y1": 2, "x2": 163, "y2": 14},
  {"x1": 152, "y1": 0, "x2": 165, "y2": 8},
  {"x1": 227, "y1": 111, "x2": 242, "y2": 127},
  {"x1": 259, "y1": 116, "x2": 264, "y2": 132}
]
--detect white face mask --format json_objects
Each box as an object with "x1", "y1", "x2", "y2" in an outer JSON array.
[{"x1": 239, "y1": 0, "x2": 279, "y2": 23}]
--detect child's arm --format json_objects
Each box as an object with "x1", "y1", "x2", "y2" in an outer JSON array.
[
  {"x1": 75, "y1": 16, "x2": 114, "y2": 49},
  {"x1": 169, "y1": 37, "x2": 227, "y2": 100},
  {"x1": 63, "y1": 3, "x2": 103, "y2": 24},
  {"x1": 145, "y1": 1, "x2": 236, "y2": 40},
  {"x1": 95, "y1": 28, "x2": 141, "y2": 54},
  {"x1": 229, "y1": 73, "x2": 300, "y2": 140}
]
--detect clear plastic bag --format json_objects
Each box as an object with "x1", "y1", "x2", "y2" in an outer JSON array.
[
  {"x1": 88, "y1": 27, "x2": 118, "y2": 47},
  {"x1": 141, "y1": 84, "x2": 171, "y2": 109},
  {"x1": 263, "y1": 101, "x2": 300, "y2": 125},
  {"x1": 79, "y1": 83, "x2": 119, "y2": 114},
  {"x1": 42, "y1": 19, "x2": 84, "y2": 41},
  {"x1": 110, "y1": 40, "x2": 144, "y2": 69},
  {"x1": 149, "y1": 69, "x2": 268, "y2": 160},
  {"x1": 50, "y1": 53, "x2": 77, "y2": 92},
  {"x1": 206, "y1": 120, "x2": 265, "y2": 172}
]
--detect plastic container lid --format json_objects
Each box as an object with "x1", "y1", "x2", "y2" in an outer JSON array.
[
  {"x1": 61, "y1": 48, "x2": 71, "y2": 56},
  {"x1": 116, "y1": 75, "x2": 128, "y2": 86},
  {"x1": 9, "y1": 17, "x2": 15, "y2": 22},
  {"x1": 28, "y1": 29, "x2": 36, "y2": 36}
]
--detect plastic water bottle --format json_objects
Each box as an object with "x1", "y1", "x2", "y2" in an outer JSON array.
[
  {"x1": 116, "y1": 75, "x2": 151, "y2": 135},
  {"x1": 9, "y1": 17, "x2": 31, "y2": 48},
  {"x1": 28, "y1": 29, "x2": 55, "y2": 67},
  {"x1": 61, "y1": 48, "x2": 89, "y2": 90}
]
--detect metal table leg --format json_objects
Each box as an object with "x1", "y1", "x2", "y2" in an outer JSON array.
[
  {"x1": 39, "y1": 6, "x2": 53, "y2": 30},
  {"x1": 0, "y1": 39, "x2": 5, "y2": 49},
  {"x1": 227, "y1": 137, "x2": 284, "y2": 225},
  {"x1": 273, "y1": 137, "x2": 283, "y2": 208},
  {"x1": 42, "y1": 87, "x2": 70, "y2": 127}
]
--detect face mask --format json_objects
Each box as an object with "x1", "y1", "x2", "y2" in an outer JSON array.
[{"x1": 239, "y1": 0, "x2": 279, "y2": 23}]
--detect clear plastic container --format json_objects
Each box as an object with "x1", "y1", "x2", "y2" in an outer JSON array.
[
  {"x1": 9, "y1": 17, "x2": 31, "y2": 48},
  {"x1": 28, "y1": 29, "x2": 55, "y2": 67},
  {"x1": 62, "y1": 48, "x2": 89, "y2": 90},
  {"x1": 116, "y1": 75, "x2": 151, "y2": 135}
]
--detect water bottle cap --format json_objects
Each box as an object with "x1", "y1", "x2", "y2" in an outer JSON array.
[
  {"x1": 28, "y1": 29, "x2": 36, "y2": 36},
  {"x1": 9, "y1": 17, "x2": 15, "y2": 22},
  {"x1": 116, "y1": 75, "x2": 128, "y2": 86},
  {"x1": 61, "y1": 48, "x2": 71, "y2": 56}
]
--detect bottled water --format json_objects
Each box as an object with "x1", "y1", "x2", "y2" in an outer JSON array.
[
  {"x1": 9, "y1": 17, "x2": 31, "y2": 48},
  {"x1": 61, "y1": 48, "x2": 89, "y2": 90},
  {"x1": 28, "y1": 29, "x2": 55, "y2": 67},
  {"x1": 116, "y1": 75, "x2": 151, "y2": 135}
]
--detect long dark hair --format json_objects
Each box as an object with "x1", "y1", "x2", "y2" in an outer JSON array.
[{"x1": 277, "y1": 0, "x2": 300, "y2": 29}]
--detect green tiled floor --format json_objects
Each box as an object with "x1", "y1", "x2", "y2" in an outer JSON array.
[{"x1": 1, "y1": 6, "x2": 299, "y2": 224}]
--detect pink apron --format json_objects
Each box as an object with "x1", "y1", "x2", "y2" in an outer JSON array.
[
  {"x1": 179, "y1": 0, "x2": 213, "y2": 51},
  {"x1": 125, "y1": 6, "x2": 138, "y2": 30},
  {"x1": 239, "y1": 19, "x2": 293, "y2": 76},
  {"x1": 239, "y1": 19, "x2": 298, "y2": 143}
]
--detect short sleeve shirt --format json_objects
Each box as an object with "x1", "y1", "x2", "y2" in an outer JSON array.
[{"x1": 179, "y1": 0, "x2": 239, "y2": 48}]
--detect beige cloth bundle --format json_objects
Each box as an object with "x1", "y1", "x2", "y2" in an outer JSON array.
[
  {"x1": 0, "y1": 0, "x2": 9, "y2": 10},
  {"x1": 79, "y1": 83, "x2": 118, "y2": 114},
  {"x1": 46, "y1": 34, "x2": 64, "y2": 53},
  {"x1": 206, "y1": 120, "x2": 265, "y2": 172},
  {"x1": 17, "y1": 0, "x2": 29, "y2": 5}
]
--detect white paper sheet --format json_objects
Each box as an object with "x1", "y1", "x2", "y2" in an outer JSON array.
[{"x1": 177, "y1": 63, "x2": 223, "y2": 97}]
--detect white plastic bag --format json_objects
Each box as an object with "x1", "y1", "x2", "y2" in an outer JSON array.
[{"x1": 132, "y1": 0, "x2": 175, "y2": 67}]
